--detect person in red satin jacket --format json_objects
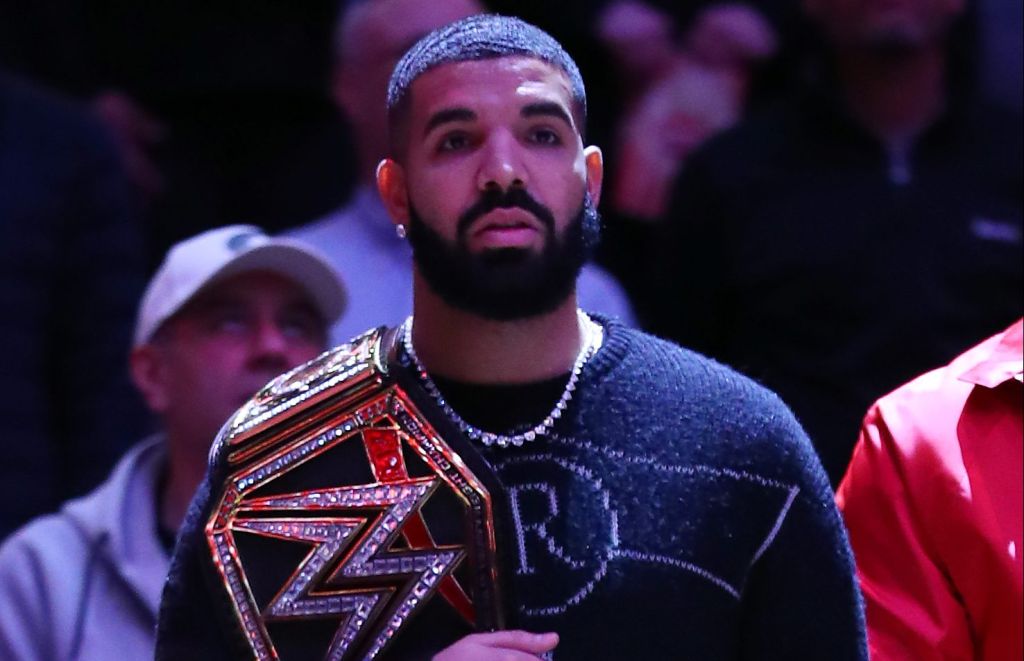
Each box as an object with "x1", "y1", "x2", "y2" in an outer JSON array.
[{"x1": 837, "y1": 319, "x2": 1023, "y2": 660}]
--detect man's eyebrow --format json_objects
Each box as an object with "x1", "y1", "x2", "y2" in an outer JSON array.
[
  {"x1": 424, "y1": 107, "x2": 476, "y2": 136},
  {"x1": 283, "y1": 298, "x2": 324, "y2": 320},
  {"x1": 521, "y1": 102, "x2": 574, "y2": 129},
  {"x1": 188, "y1": 295, "x2": 242, "y2": 313}
]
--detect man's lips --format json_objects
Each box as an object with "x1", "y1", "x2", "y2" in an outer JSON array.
[{"x1": 469, "y1": 208, "x2": 544, "y2": 246}]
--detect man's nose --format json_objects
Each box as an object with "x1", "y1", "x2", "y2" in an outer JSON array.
[
  {"x1": 250, "y1": 319, "x2": 290, "y2": 359},
  {"x1": 477, "y1": 131, "x2": 528, "y2": 193}
]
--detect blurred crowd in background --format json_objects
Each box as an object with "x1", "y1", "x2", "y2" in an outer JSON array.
[{"x1": 0, "y1": 0, "x2": 1020, "y2": 536}]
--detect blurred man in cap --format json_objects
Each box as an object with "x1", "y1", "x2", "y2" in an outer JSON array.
[{"x1": 0, "y1": 225, "x2": 346, "y2": 661}]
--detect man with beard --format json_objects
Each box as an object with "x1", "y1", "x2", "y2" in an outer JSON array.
[
  {"x1": 289, "y1": 0, "x2": 634, "y2": 344},
  {"x1": 156, "y1": 16, "x2": 865, "y2": 660}
]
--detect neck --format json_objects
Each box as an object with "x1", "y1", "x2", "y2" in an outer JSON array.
[
  {"x1": 836, "y1": 42, "x2": 947, "y2": 143},
  {"x1": 410, "y1": 272, "x2": 584, "y2": 384},
  {"x1": 160, "y1": 432, "x2": 209, "y2": 532}
]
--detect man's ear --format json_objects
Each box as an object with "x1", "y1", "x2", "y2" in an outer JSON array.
[
  {"x1": 376, "y1": 158, "x2": 411, "y2": 225},
  {"x1": 583, "y1": 146, "x2": 604, "y2": 208},
  {"x1": 130, "y1": 344, "x2": 170, "y2": 414}
]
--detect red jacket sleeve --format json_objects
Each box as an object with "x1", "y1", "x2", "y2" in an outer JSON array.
[{"x1": 837, "y1": 404, "x2": 975, "y2": 661}]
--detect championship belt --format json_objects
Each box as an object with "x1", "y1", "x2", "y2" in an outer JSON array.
[{"x1": 201, "y1": 327, "x2": 513, "y2": 660}]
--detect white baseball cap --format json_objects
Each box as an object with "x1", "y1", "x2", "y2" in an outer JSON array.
[{"x1": 133, "y1": 225, "x2": 347, "y2": 347}]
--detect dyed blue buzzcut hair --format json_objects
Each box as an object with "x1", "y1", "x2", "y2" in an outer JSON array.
[{"x1": 385, "y1": 14, "x2": 588, "y2": 155}]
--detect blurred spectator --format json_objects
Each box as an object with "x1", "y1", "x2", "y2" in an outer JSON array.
[
  {"x1": 0, "y1": 225, "x2": 345, "y2": 660},
  {"x1": 0, "y1": 72, "x2": 149, "y2": 539},
  {"x1": 590, "y1": 1, "x2": 780, "y2": 319},
  {"x1": 837, "y1": 319, "x2": 1022, "y2": 660},
  {"x1": 595, "y1": 1, "x2": 679, "y2": 95},
  {"x1": 651, "y1": 0, "x2": 1022, "y2": 483},
  {"x1": 289, "y1": 0, "x2": 637, "y2": 344},
  {"x1": 598, "y1": 1, "x2": 777, "y2": 220}
]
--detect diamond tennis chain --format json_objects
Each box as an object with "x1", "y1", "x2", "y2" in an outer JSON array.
[{"x1": 400, "y1": 310, "x2": 603, "y2": 448}]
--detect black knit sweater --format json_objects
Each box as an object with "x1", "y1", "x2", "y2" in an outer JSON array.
[
  {"x1": 459, "y1": 318, "x2": 867, "y2": 659},
  {"x1": 158, "y1": 318, "x2": 867, "y2": 660}
]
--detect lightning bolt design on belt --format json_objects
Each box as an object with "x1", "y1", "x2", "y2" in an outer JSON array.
[{"x1": 232, "y1": 478, "x2": 464, "y2": 660}]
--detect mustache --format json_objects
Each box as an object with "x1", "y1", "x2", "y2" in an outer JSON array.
[{"x1": 456, "y1": 187, "x2": 556, "y2": 238}]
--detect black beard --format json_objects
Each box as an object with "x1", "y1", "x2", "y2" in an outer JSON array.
[{"x1": 406, "y1": 188, "x2": 601, "y2": 321}]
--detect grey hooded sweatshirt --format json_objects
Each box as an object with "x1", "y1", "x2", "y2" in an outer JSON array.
[{"x1": 0, "y1": 438, "x2": 168, "y2": 660}]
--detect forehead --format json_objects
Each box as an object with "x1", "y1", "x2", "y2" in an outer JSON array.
[
  {"x1": 408, "y1": 56, "x2": 576, "y2": 122},
  {"x1": 184, "y1": 271, "x2": 313, "y2": 313}
]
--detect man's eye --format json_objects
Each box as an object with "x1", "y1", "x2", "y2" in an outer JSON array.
[
  {"x1": 210, "y1": 313, "x2": 248, "y2": 334},
  {"x1": 438, "y1": 133, "x2": 470, "y2": 152},
  {"x1": 530, "y1": 128, "x2": 561, "y2": 146},
  {"x1": 202, "y1": 315, "x2": 246, "y2": 337},
  {"x1": 280, "y1": 314, "x2": 322, "y2": 343}
]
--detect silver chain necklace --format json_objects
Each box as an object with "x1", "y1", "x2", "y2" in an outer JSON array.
[{"x1": 400, "y1": 310, "x2": 603, "y2": 448}]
